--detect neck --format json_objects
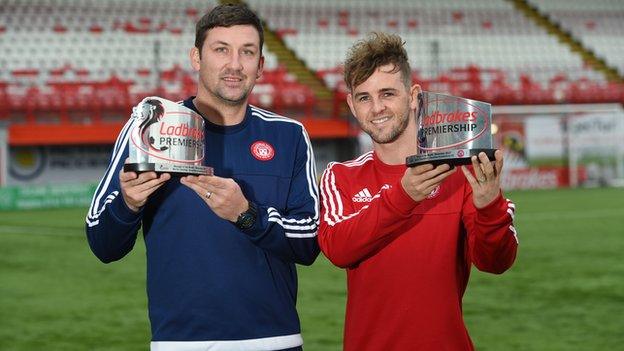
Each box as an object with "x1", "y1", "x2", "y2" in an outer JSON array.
[
  {"x1": 373, "y1": 119, "x2": 418, "y2": 165},
  {"x1": 193, "y1": 89, "x2": 248, "y2": 126}
]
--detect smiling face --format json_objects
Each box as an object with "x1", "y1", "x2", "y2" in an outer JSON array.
[
  {"x1": 347, "y1": 64, "x2": 419, "y2": 145},
  {"x1": 191, "y1": 25, "x2": 264, "y2": 107}
]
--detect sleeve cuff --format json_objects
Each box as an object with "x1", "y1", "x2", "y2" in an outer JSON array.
[
  {"x1": 385, "y1": 183, "x2": 420, "y2": 216},
  {"x1": 476, "y1": 192, "x2": 508, "y2": 223},
  {"x1": 110, "y1": 196, "x2": 143, "y2": 224}
]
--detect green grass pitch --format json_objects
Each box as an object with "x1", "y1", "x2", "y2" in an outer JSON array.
[{"x1": 1, "y1": 187, "x2": 623, "y2": 350}]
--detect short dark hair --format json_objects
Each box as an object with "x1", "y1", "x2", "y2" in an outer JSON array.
[
  {"x1": 194, "y1": 3, "x2": 264, "y2": 55},
  {"x1": 343, "y1": 32, "x2": 411, "y2": 91}
]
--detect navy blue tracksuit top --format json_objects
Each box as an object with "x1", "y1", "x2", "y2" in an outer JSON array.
[{"x1": 85, "y1": 96, "x2": 320, "y2": 351}]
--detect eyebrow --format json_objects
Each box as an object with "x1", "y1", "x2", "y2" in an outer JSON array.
[
  {"x1": 379, "y1": 88, "x2": 398, "y2": 94},
  {"x1": 354, "y1": 88, "x2": 398, "y2": 99},
  {"x1": 211, "y1": 41, "x2": 258, "y2": 49}
]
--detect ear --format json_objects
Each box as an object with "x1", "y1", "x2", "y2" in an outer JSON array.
[
  {"x1": 190, "y1": 47, "x2": 201, "y2": 72},
  {"x1": 346, "y1": 93, "x2": 356, "y2": 117},
  {"x1": 256, "y1": 55, "x2": 265, "y2": 79},
  {"x1": 409, "y1": 84, "x2": 422, "y2": 111}
]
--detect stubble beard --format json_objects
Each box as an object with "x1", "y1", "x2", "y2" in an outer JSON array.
[
  {"x1": 201, "y1": 68, "x2": 254, "y2": 107},
  {"x1": 211, "y1": 82, "x2": 252, "y2": 107},
  {"x1": 363, "y1": 110, "x2": 410, "y2": 144}
]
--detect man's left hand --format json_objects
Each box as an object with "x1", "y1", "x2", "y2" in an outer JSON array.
[
  {"x1": 461, "y1": 150, "x2": 504, "y2": 209},
  {"x1": 181, "y1": 175, "x2": 249, "y2": 222}
]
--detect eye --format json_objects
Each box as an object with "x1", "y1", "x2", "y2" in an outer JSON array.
[
  {"x1": 382, "y1": 91, "x2": 395, "y2": 98},
  {"x1": 357, "y1": 95, "x2": 370, "y2": 102},
  {"x1": 215, "y1": 47, "x2": 227, "y2": 53},
  {"x1": 242, "y1": 49, "x2": 255, "y2": 56}
]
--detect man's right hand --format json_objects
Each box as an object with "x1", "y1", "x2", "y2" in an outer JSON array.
[
  {"x1": 401, "y1": 163, "x2": 455, "y2": 202},
  {"x1": 119, "y1": 165, "x2": 171, "y2": 213}
]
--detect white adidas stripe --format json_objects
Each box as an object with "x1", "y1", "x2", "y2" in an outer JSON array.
[
  {"x1": 509, "y1": 225, "x2": 519, "y2": 244},
  {"x1": 87, "y1": 119, "x2": 133, "y2": 220},
  {"x1": 507, "y1": 208, "x2": 515, "y2": 220},
  {"x1": 320, "y1": 156, "x2": 374, "y2": 224},
  {"x1": 86, "y1": 118, "x2": 137, "y2": 226},
  {"x1": 321, "y1": 157, "x2": 378, "y2": 226},
  {"x1": 268, "y1": 217, "x2": 319, "y2": 231},
  {"x1": 268, "y1": 208, "x2": 316, "y2": 224},
  {"x1": 342, "y1": 152, "x2": 373, "y2": 167},
  {"x1": 285, "y1": 232, "x2": 318, "y2": 238},
  {"x1": 506, "y1": 199, "x2": 518, "y2": 243},
  {"x1": 322, "y1": 164, "x2": 346, "y2": 225},
  {"x1": 324, "y1": 165, "x2": 344, "y2": 224}
]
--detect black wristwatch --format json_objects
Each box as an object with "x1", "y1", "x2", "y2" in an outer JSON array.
[{"x1": 233, "y1": 201, "x2": 258, "y2": 230}]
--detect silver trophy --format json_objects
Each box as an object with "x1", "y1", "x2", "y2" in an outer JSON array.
[
  {"x1": 406, "y1": 91, "x2": 496, "y2": 167},
  {"x1": 124, "y1": 97, "x2": 213, "y2": 175}
]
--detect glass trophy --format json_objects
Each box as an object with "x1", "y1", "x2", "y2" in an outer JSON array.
[
  {"x1": 406, "y1": 91, "x2": 496, "y2": 167},
  {"x1": 124, "y1": 97, "x2": 212, "y2": 175}
]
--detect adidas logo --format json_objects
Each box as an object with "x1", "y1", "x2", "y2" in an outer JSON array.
[{"x1": 352, "y1": 188, "x2": 374, "y2": 203}]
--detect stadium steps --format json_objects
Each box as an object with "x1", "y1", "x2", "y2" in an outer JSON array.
[
  {"x1": 261, "y1": 26, "x2": 335, "y2": 108},
  {"x1": 508, "y1": 0, "x2": 623, "y2": 83},
  {"x1": 219, "y1": 0, "x2": 335, "y2": 116}
]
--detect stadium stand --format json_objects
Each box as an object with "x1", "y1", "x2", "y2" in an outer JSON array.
[
  {"x1": 528, "y1": 0, "x2": 624, "y2": 76},
  {"x1": 0, "y1": 0, "x2": 315, "y2": 127},
  {"x1": 0, "y1": 0, "x2": 623, "y2": 134}
]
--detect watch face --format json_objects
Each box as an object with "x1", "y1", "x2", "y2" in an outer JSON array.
[
  {"x1": 235, "y1": 202, "x2": 258, "y2": 230},
  {"x1": 238, "y1": 213, "x2": 255, "y2": 229}
]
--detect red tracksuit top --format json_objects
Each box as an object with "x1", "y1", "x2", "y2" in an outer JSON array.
[{"x1": 318, "y1": 151, "x2": 518, "y2": 351}]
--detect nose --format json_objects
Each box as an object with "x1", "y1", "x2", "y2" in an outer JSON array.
[
  {"x1": 371, "y1": 97, "x2": 386, "y2": 115},
  {"x1": 227, "y1": 51, "x2": 243, "y2": 71}
]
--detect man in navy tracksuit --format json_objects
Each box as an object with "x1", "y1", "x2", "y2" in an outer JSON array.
[{"x1": 85, "y1": 4, "x2": 319, "y2": 351}]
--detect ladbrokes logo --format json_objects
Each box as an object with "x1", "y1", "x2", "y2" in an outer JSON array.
[
  {"x1": 422, "y1": 110, "x2": 477, "y2": 126},
  {"x1": 159, "y1": 123, "x2": 204, "y2": 140},
  {"x1": 131, "y1": 110, "x2": 204, "y2": 163},
  {"x1": 147, "y1": 121, "x2": 204, "y2": 152},
  {"x1": 421, "y1": 110, "x2": 480, "y2": 135}
]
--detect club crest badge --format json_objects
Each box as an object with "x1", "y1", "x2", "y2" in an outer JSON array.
[
  {"x1": 426, "y1": 185, "x2": 441, "y2": 199},
  {"x1": 251, "y1": 141, "x2": 275, "y2": 161}
]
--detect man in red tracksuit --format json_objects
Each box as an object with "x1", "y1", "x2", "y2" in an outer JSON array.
[{"x1": 318, "y1": 32, "x2": 518, "y2": 350}]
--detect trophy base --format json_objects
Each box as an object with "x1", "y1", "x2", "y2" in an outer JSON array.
[
  {"x1": 124, "y1": 163, "x2": 213, "y2": 175},
  {"x1": 406, "y1": 148, "x2": 496, "y2": 167}
]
